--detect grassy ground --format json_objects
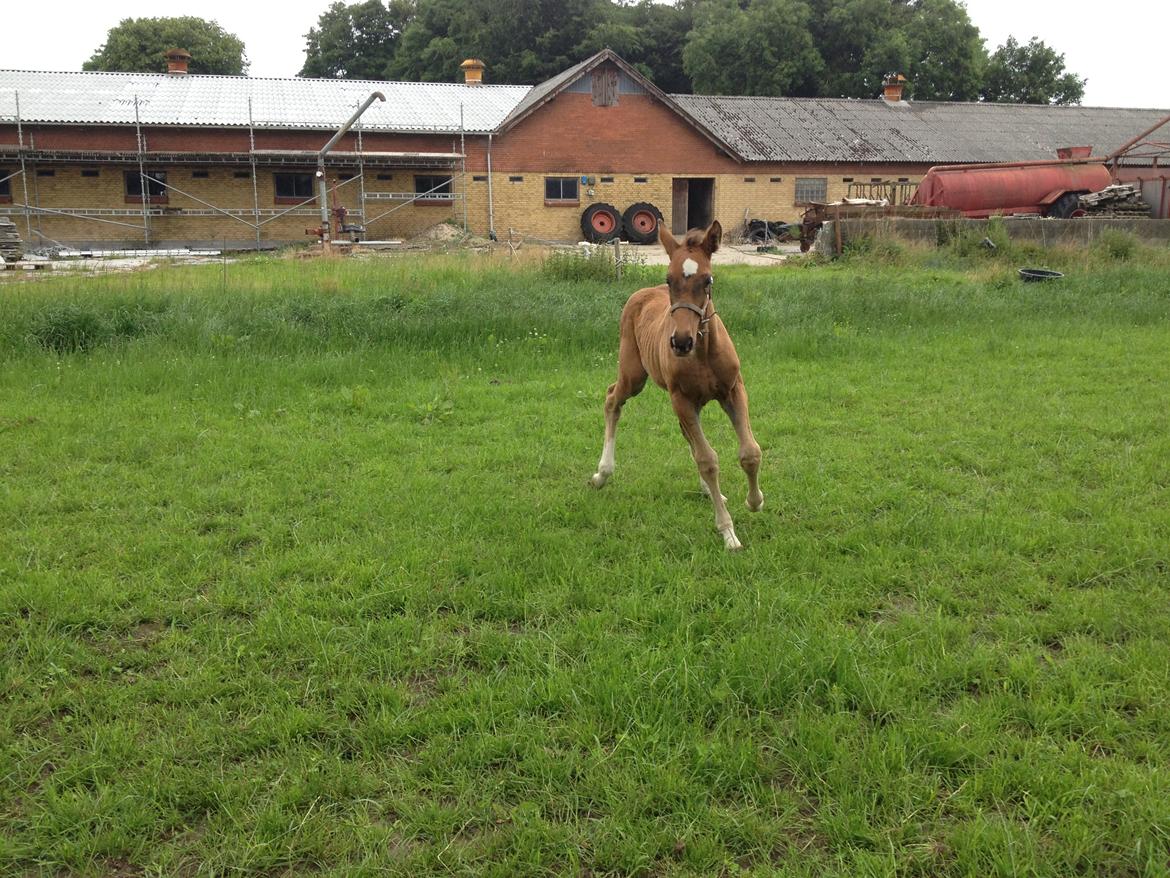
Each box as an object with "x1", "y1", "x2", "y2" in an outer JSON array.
[{"x1": 2, "y1": 239, "x2": 1169, "y2": 876}]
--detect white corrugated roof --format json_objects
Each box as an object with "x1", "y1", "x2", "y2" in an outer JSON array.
[{"x1": 0, "y1": 70, "x2": 531, "y2": 133}]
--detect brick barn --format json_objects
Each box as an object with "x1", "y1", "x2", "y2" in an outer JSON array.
[{"x1": 1, "y1": 49, "x2": 1167, "y2": 249}]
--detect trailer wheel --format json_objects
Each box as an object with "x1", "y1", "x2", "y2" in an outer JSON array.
[
  {"x1": 1046, "y1": 192, "x2": 1082, "y2": 219},
  {"x1": 622, "y1": 203, "x2": 663, "y2": 244},
  {"x1": 581, "y1": 203, "x2": 621, "y2": 242}
]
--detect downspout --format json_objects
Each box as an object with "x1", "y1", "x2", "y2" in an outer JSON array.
[
  {"x1": 318, "y1": 91, "x2": 385, "y2": 247},
  {"x1": 487, "y1": 133, "x2": 496, "y2": 241}
]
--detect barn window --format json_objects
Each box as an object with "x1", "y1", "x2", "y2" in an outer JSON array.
[
  {"x1": 339, "y1": 172, "x2": 355, "y2": 181},
  {"x1": 415, "y1": 175, "x2": 453, "y2": 200},
  {"x1": 274, "y1": 172, "x2": 315, "y2": 203},
  {"x1": 508, "y1": 176, "x2": 524, "y2": 182},
  {"x1": 81, "y1": 169, "x2": 100, "y2": 178},
  {"x1": 234, "y1": 171, "x2": 251, "y2": 179},
  {"x1": 600, "y1": 176, "x2": 614, "y2": 183},
  {"x1": 633, "y1": 177, "x2": 647, "y2": 183},
  {"x1": 192, "y1": 170, "x2": 210, "y2": 179},
  {"x1": 770, "y1": 177, "x2": 782, "y2": 183},
  {"x1": 0, "y1": 171, "x2": 11, "y2": 202},
  {"x1": 125, "y1": 170, "x2": 168, "y2": 203},
  {"x1": 376, "y1": 173, "x2": 393, "y2": 181},
  {"x1": 794, "y1": 177, "x2": 827, "y2": 203},
  {"x1": 744, "y1": 177, "x2": 756, "y2": 183},
  {"x1": 472, "y1": 175, "x2": 487, "y2": 182},
  {"x1": 544, "y1": 177, "x2": 579, "y2": 204},
  {"x1": 37, "y1": 169, "x2": 55, "y2": 177},
  {"x1": 592, "y1": 68, "x2": 618, "y2": 107}
]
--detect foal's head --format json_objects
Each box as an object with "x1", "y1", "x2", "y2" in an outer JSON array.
[{"x1": 660, "y1": 221, "x2": 721, "y2": 357}]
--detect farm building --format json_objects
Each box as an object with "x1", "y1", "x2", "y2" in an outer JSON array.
[{"x1": 1, "y1": 49, "x2": 1168, "y2": 250}]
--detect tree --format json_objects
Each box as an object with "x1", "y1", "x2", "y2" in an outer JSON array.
[
  {"x1": 902, "y1": 0, "x2": 985, "y2": 101},
  {"x1": 84, "y1": 17, "x2": 248, "y2": 75},
  {"x1": 982, "y1": 36, "x2": 1086, "y2": 105},
  {"x1": 388, "y1": 0, "x2": 609, "y2": 83},
  {"x1": 301, "y1": 1, "x2": 416, "y2": 79},
  {"x1": 683, "y1": 0, "x2": 825, "y2": 97}
]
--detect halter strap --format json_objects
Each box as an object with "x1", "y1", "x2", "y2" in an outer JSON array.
[{"x1": 669, "y1": 294, "x2": 715, "y2": 336}]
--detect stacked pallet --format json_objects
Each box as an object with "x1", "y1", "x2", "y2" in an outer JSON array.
[
  {"x1": 0, "y1": 218, "x2": 23, "y2": 262},
  {"x1": 1078, "y1": 184, "x2": 1152, "y2": 217}
]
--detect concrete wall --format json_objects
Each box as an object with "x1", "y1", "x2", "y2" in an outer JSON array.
[{"x1": 815, "y1": 216, "x2": 1170, "y2": 254}]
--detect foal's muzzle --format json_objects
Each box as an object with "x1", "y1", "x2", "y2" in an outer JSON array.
[{"x1": 670, "y1": 332, "x2": 694, "y2": 356}]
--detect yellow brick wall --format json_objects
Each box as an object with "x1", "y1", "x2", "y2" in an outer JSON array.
[
  {"x1": 5, "y1": 164, "x2": 479, "y2": 246},
  {"x1": 482, "y1": 168, "x2": 925, "y2": 243},
  {"x1": 3, "y1": 163, "x2": 926, "y2": 247}
]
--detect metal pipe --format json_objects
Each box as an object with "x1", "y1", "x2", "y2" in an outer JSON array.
[
  {"x1": 248, "y1": 98, "x2": 261, "y2": 249},
  {"x1": 318, "y1": 91, "x2": 385, "y2": 246},
  {"x1": 460, "y1": 104, "x2": 467, "y2": 232},
  {"x1": 486, "y1": 133, "x2": 495, "y2": 240},
  {"x1": 15, "y1": 92, "x2": 32, "y2": 242},
  {"x1": 134, "y1": 96, "x2": 150, "y2": 247},
  {"x1": 1107, "y1": 113, "x2": 1170, "y2": 164}
]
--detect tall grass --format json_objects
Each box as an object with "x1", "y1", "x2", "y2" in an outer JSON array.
[{"x1": 2, "y1": 247, "x2": 1169, "y2": 876}]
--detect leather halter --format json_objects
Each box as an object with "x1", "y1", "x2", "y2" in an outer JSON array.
[{"x1": 669, "y1": 294, "x2": 715, "y2": 337}]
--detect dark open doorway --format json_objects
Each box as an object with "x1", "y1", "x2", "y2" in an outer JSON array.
[{"x1": 671, "y1": 178, "x2": 714, "y2": 234}]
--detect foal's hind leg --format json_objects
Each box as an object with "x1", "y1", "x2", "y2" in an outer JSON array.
[
  {"x1": 719, "y1": 378, "x2": 764, "y2": 512},
  {"x1": 590, "y1": 337, "x2": 647, "y2": 488},
  {"x1": 672, "y1": 392, "x2": 741, "y2": 550}
]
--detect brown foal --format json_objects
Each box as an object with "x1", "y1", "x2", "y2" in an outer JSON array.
[{"x1": 590, "y1": 220, "x2": 763, "y2": 550}]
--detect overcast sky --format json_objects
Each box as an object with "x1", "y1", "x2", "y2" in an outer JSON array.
[{"x1": 3, "y1": 1, "x2": 1167, "y2": 108}]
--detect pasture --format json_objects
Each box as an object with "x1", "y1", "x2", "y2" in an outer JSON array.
[{"x1": 2, "y1": 240, "x2": 1169, "y2": 876}]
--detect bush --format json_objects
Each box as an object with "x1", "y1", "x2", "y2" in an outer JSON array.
[
  {"x1": 29, "y1": 306, "x2": 107, "y2": 354},
  {"x1": 542, "y1": 245, "x2": 652, "y2": 284},
  {"x1": 1098, "y1": 229, "x2": 1137, "y2": 261}
]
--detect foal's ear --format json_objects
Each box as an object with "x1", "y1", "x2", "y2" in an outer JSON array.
[
  {"x1": 702, "y1": 220, "x2": 722, "y2": 256},
  {"x1": 659, "y1": 225, "x2": 680, "y2": 257}
]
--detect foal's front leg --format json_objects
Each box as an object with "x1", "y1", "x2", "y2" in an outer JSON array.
[
  {"x1": 672, "y1": 392, "x2": 741, "y2": 550},
  {"x1": 720, "y1": 378, "x2": 764, "y2": 512}
]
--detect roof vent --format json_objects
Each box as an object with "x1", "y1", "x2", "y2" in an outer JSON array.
[
  {"x1": 1056, "y1": 146, "x2": 1093, "y2": 159},
  {"x1": 882, "y1": 73, "x2": 907, "y2": 103},
  {"x1": 165, "y1": 48, "x2": 192, "y2": 76},
  {"x1": 460, "y1": 58, "x2": 486, "y2": 86}
]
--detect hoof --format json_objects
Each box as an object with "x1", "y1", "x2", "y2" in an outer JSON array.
[
  {"x1": 746, "y1": 493, "x2": 764, "y2": 512},
  {"x1": 720, "y1": 527, "x2": 743, "y2": 551},
  {"x1": 590, "y1": 473, "x2": 609, "y2": 489}
]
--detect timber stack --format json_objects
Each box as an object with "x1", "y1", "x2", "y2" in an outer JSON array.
[
  {"x1": 1078, "y1": 184, "x2": 1152, "y2": 217},
  {"x1": 0, "y1": 218, "x2": 23, "y2": 262}
]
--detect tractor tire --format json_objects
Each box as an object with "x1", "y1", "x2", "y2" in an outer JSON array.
[
  {"x1": 622, "y1": 202, "x2": 663, "y2": 244},
  {"x1": 1046, "y1": 192, "x2": 1082, "y2": 219},
  {"x1": 580, "y1": 203, "x2": 622, "y2": 243}
]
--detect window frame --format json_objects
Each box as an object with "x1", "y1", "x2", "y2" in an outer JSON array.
[
  {"x1": 544, "y1": 176, "x2": 579, "y2": 206},
  {"x1": 274, "y1": 172, "x2": 316, "y2": 204},
  {"x1": 124, "y1": 170, "x2": 168, "y2": 204},
  {"x1": 414, "y1": 174, "x2": 453, "y2": 203},
  {"x1": 794, "y1": 176, "x2": 828, "y2": 204}
]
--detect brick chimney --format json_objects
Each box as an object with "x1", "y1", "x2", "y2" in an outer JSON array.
[
  {"x1": 165, "y1": 48, "x2": 192, "y2": 75},
  {"x1": 460, "y1": 58, "x2": 486, "y2": 85},
  {"x1": 882, "y1": 73, "x2": 907, "y2": 103}
]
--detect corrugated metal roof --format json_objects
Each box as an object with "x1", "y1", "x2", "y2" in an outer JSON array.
[
  {"x1": 672, "y1": 94, "x2": 1170, "y2": 163},
  {"x1": 0, "y1": 70, "x2": 531, "y2": 133}
]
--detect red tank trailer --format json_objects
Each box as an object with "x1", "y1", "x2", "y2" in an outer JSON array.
[{"x1": 910, "y1": 158, "x2": 1114, "y2": 218}]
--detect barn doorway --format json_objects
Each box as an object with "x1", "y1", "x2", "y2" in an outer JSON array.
[{"x1": 671, "y1": 178, "x2": 714, "y2": 234}]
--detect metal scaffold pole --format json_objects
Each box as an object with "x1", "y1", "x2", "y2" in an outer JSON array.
[
  {"x1": 460, "y1": 104, "x2": 467, "y2": 232},
  {"x1": 134, "y1": 95, "x2": 150, "y2": 248},
  {"x1": 356, "y1": 118, "x2": 367, "y2": 233},
  {"x1": 15, "y1": 92, "x2": 32, "y2": 242},
  {"x1": 248, "y1": 98, "x2": 261, "y2": 250}
]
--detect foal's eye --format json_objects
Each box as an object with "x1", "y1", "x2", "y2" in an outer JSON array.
[{"x1": 706, "y1": 276, "x2": 714, "y2": 287}]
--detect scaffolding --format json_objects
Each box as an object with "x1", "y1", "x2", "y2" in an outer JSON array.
[{"x1": 0, "y1": 91, "x2": 468, "y2": 251}]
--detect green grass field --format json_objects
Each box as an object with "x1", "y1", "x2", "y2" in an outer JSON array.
[{"x1": 2, "y1": 240, "x2": 1169, "y2": 876}]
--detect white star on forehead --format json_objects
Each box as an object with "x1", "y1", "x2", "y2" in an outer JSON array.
[{"x1": 682, "y1": 258, "x2": 698, "y2": 277}]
